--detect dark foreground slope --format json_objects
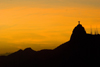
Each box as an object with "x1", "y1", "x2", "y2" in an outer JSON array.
[{"x1": 0, "y1": 24, "x2": 100, "y2": 67}]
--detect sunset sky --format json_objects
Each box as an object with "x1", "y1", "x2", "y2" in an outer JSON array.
[{"x1": 0, "y1": 0, "x2": 100, "y2": 54}]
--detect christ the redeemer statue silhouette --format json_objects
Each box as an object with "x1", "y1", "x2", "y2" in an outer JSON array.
[{"x1": 78, "y1": 21, "x2": 80, "y2": 24}]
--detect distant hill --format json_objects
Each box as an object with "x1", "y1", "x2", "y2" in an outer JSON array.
[{"x1": 0, "y1": 23, "x2": 100, "y2": 67}]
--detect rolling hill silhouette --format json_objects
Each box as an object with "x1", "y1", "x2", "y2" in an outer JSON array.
[{"x1": 0, "y1": 23, "x2": 100, "y2": 67}]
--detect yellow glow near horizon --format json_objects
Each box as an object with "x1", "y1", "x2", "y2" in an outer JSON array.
[{"x1": 0, "y1": 0, "x2": 100, "y2": 54}]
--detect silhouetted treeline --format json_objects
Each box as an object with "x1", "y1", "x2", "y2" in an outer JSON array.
[{"x1": 0, "y1": 24, "x2": 100, "y2": 67}]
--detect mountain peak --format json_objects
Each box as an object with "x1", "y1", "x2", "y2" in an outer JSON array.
[
  {"x1": 70, "y1": 23, "x2": 86, "y2": 41},
  {"x1": 24, "y1": 48, "x2": 34, "y2": 52},
  {"x1": 23, "y1": 47, "x2": 36, "y2": 54},
  {"x1": 18, "y1": 49, "x2": 23, "y2": 52}
]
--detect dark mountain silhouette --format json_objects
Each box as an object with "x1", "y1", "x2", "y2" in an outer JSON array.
[
  {"x1": 0, "y1": 23, "x2": 100, "y2": 67},
  {"x1": 70, "y1": 24, "x2": 86, "y2": 41}
]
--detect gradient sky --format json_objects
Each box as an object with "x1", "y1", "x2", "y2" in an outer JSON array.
[{"x1": 0, "y1": 0, "x2": 100, "y2": 54}]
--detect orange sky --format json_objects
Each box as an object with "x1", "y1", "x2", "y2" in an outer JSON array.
[{"x1": 0, "y1": 0, "x2": 100, "y2": 54}]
